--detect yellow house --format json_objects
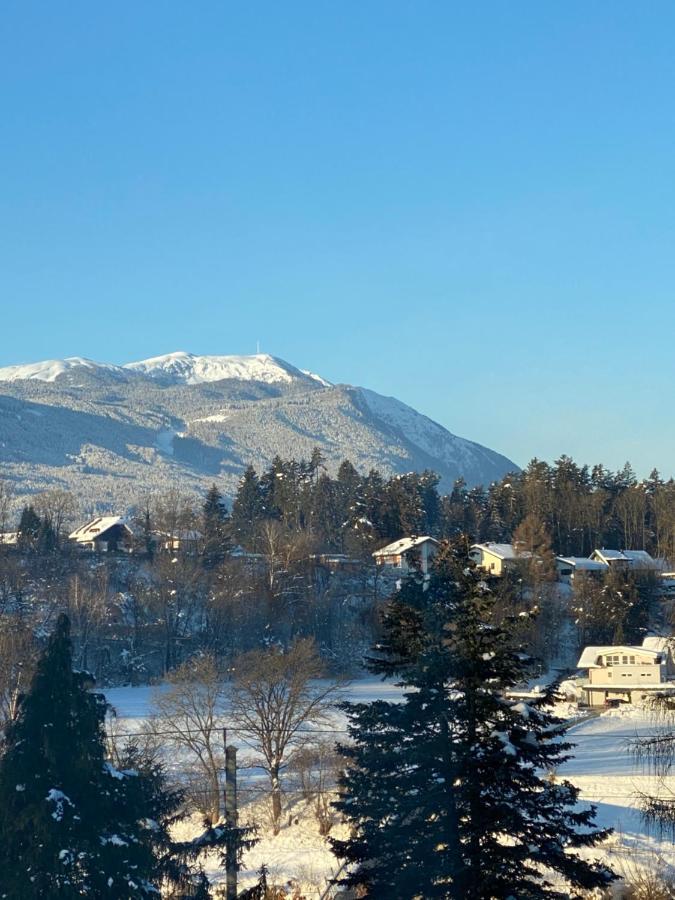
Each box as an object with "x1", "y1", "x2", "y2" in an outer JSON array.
[{"x1": 469, "y1": 542, "x2": 524, "y2": 576}]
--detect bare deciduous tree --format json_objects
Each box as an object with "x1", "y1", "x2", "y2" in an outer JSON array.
[
  {"x1": 228, "y1": 638, "x2": 344, "y2": 835},
  {"x1": 34, "y1": 488, "x2": 77, "y2": 545},
  {"x1": 290, "y1": 738, "x2": 342, "y2": 835},
  {"x1": 0, "y1": 478, "x2": 15, "y2": 536},
  {"x1": 151, "y1": 654, "x2": 227, "y2": 822},
  {"x1": 0, "y1": 616, "x2": 37, "y2": 732},
  {"x1": 65, "y1": 571, "x2": 110, "y2": 672}
]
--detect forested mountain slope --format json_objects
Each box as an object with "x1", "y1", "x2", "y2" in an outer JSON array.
[{"x1": 0, "y1": 352, "x2": 517, "y2": 510}]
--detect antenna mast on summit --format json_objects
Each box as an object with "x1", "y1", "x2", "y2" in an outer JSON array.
[{"x1": 256, "y1": 340, "x2": 260, "y2": 354}]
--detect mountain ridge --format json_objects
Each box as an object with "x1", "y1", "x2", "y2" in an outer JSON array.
[{"x1": 0, "y1": 351, "x2": 518, "y2": 511}]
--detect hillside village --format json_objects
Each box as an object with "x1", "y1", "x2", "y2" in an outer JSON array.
[{"x1": 2, "y1": 451, "x2": 675, "y2": 897}]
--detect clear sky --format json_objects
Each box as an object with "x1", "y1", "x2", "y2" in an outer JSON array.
[{"x1": 1, "y1": 2, "x2": 674, "y2": 477}]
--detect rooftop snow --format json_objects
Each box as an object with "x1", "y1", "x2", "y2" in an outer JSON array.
[
  {"x1": 557, "y1": 557, "x2": 608, "y2": 570},
  {"x1": 577, "y1": 642, "x2": 663, "y2": 668},
  {"x1": 373, "y1": 535, "x2": 439, "y2": 557},
  {"x1": 471, "y1": 542, "x2": 519, "y2": 560},
  {"x1": 69, "y1": 516, "x2": 130, "y2": 541}
]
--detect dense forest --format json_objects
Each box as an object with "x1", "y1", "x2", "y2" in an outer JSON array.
[{"x1": 228, "y1": 453, "x2": 675, "y2": 562}]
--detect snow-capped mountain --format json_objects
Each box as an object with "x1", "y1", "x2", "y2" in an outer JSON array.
[
  {"x1": 0, "y1": 357, "x2": 126, "y2": 383},
  {"x1": 123, "y1": 351, "x2": 320, "y2": 386},
  {"x1": 0, "y1": 351, "x2": 517, "y2": 510}
]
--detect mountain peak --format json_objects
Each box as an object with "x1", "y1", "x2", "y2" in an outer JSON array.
[
  {"x1": 123, "y1": 351, "x2": 326, "y2": 386},
  {"x1": 0, "y1": 351, "x2": 331, "y2": 388},
  {"x1": 0, "y1": 356, "x2": 123, "y2": 383}
]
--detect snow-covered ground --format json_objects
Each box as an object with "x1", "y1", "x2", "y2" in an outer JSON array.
[
  {"x1": 559, "y1": 707, "x2": 675, "y2": 885},
  {"x1": 104, "y1": 684, "x2": 675, "y2": 896},
  {"x1": 105, "y1": 678, "x2": 403, "y2": 895}
]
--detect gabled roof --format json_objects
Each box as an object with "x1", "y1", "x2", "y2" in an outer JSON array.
[
  {"x1": 373, "y1": 536, "x2": 439, "y2": 558},
  {"x1": 69, "y1": 516, "x2": 132, "y2": 542},
  {"x1": 577, "y1": 643, "x2": 663, "y2": 668},
  {"x1": 471, "y1": 542, "x2": 520, "y2": 561},
  {"x1": 592, "y1": 548, "x2": 628, "y2": 563}
]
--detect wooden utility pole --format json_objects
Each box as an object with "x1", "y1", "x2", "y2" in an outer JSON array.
[{"x1": 224, "y1": 733, "x2": 238, "y2": 900}]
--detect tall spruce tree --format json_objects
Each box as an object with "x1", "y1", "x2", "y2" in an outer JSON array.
[
  {"x1": 202, "y1": 483, "x2": 230, "y2": 566},
  {"x1": 231, "y1": 465, "x2": 265, "y2": 549},
  {"x1": 0, "y1": 615, "x2": 245, "y2": 898},
  {"x1": 17, "y1": 504, "x2": 41, "y2": 550},
  {"x1": 331, "y1": 539, "x2": 614, "y2": 899}
]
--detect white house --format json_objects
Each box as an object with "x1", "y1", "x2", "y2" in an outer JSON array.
[
  {"x1": 69, "y1": 516, "x2": 133, "y2": 552},
  {"x1": 469, "y1": 543, "x2": 526, "y2": 577},
  {"x1": 372, "y1": 536, "x2": 439, "y2": 575},
  {"x1": 0, "y1": 532, "x2": 19, "y2": 546},
  {"x1": 576, "y1": 637, "x2": 675, "y2": 707},
  {"x1": 555, "y1": 557, "x2": 608, "y2": 584}
]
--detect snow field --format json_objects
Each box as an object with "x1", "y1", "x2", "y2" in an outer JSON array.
[{"x1": 105, "y1": 684, "x2": 675, "y2": 895}]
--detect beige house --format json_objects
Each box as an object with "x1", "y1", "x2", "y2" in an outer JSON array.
[
  {"x1": 153, "y1": 529, "x2": 202, "y2": 553},
  {"x1": 469, "y1": 542, "x2": 526, "y2": 576},
  {"x1": 576, "y1": 637, "x2": 675, "y2": 707},
  {"x1": 373, "y1": 536, "x2": 439, "y2": 575}
]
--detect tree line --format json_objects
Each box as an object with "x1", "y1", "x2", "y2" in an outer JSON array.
[{"x1": 4, "y1": 452, "x2": 674, "y2": 562}]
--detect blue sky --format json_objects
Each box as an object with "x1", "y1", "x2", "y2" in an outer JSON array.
[{"x1": 1, "y1": 2, "x2": 674, "y2": 477}]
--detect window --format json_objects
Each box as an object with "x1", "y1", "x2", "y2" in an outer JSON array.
[
  {"x1": 622, "y1": 656, "x2": 628, "y2": 665},
  {"x1": 630, "y1": 656, "x2": 635, "y2": 664}
]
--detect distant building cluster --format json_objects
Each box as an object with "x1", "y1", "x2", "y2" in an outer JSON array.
[{"x1": 470, "y1": 541, "x2": 674, "y2": 585}]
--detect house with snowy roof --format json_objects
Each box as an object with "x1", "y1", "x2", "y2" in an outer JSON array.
[
  {"x1": 589, "y1": 548, "x2": 631, "y2": 569},
  {"x1": 153, "y1": 529, "x2": 202, "y2": 554},
  {"x1": 588, "y1": 548, "x2": 666, "y2": 574},
  {"x1": 372, "y1": 536, "x2": 439, "y2": 576},
  {"x1": 555, "y1": 557, "x2": 608, "y2": 584},
  {"x1": 469, "y1": 542, "x2": 528, "y2": 577},
  {"x1": 69, "y1": 516, "x2": 133, "y2": 552},
  {"x1": 576, "y1": 637, "x2": 675, "y2": 707}
]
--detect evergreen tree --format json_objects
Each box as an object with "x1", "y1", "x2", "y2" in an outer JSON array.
[
  {"x1": 202, "y1": 483, "x2": 230, "y2": 566},
  {"x1": 17, "y1": 504, "x2": 41, "y2": 550},
  {"x1": 311, "y1": 473, "x2": 342, "y2": 549},
  {"x1": 0, "y1": 615, "x2": 244, "y2": 898},
  {"x1": 36, "y1": 516, "x2": 58, "y2": 555},
  {"x1": 231, "y1": 465, "x2": 265, "y2": 549},
  {"x1": 332, "y1": 540, "x2": 614, "y2": 899}
]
